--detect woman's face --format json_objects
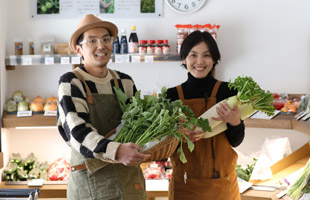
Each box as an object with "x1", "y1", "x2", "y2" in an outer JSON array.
[{"x1": 183, "y1": 41, "x2": 215, "y2": 79}]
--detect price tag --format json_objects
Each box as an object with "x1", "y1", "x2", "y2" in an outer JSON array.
[
  {"x1": 71, "y1": 57, "x2": 81, "y2": 64},
  {"x1": 22, "y1": 57, "x2": 32, "y2": 65},
  {"x1": 60, "y1": 57, "x2": 70, "y2": 64},
  {"x1": 17, "y1": 111, "x2": 32, "y2": 117},
  {"x1": 131, "y1": 56, "x2": 141, "y2": 63},
  {"x1": 144, "y1": 56, "x2": 154, "y2": 63},
  {"x1": 44, "y1": 111, "x2": 57, "y2": 116},
  {"x1": 28, "y1": 179, "x2": 44, "y2": 186},
  {"x1": 115, "y1": 55, "x2": 130, "y2": 63},
  {"x1": 45, "y1": 57, "x2": 54, "y2": 65}
]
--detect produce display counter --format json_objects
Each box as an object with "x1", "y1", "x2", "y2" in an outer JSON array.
[{"x1": 1, "y1": 112, "x2": 56, "y2": 128}]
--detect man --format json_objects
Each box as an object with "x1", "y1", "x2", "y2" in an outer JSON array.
[{"x1": 57, "y1": 14, "x2": 150, "y2": 200}]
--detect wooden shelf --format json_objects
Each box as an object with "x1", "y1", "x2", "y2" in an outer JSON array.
[
  {"x1": 1, "y1": 112, "x2": 56, "y2": 128},
  {"x1": 244, "y1": 113, "x2": 310, "y2": 135}
]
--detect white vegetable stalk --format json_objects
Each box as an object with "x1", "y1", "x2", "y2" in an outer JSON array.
[{"x1": 195, "y1": 95, "x2": 255, "y2": 138}]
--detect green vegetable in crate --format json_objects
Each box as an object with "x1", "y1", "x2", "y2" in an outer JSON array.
[
  {"x1": 113, "y1": 86, "x2": 211, "y2": 163},
  {"x1": 16, "y1": 169, "x2": 28, "y2": 181},
  {"x1": 3, "y1": 162, "x2": 18, "y2": 174},
  {"x1": 28, "y1": 168, "x2": 41, "y2": 179},
  {"x1": 11, "y1": 153, "x2": 22, "y2": 164},
  {"x1": 236, "y1": 158, "x2": 257, "y2": 181}
]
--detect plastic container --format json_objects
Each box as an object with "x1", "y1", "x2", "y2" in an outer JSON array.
[
  {"x1": 128, "y1": 26, "x2": 139, "y2": 53},
  {"x1": 120, "y1": 28, "x2": 128, "y2": 54}
]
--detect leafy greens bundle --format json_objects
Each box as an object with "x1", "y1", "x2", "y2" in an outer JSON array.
[{"x1": 113, "y1": 87, "x2": 211, "y2": 163}]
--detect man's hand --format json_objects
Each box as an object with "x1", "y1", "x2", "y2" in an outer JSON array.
[
  {"x1": 116, "y1": 143, "x2": 151, "y2": 166},
  {"x1": 212, "y1": 101, "x2": 241, "y2": 126}
]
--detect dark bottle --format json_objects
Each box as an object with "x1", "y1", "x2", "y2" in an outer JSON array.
[
  {"x1": 128, "y1": 26, "x2": 139, "y2": 53},
  {"x1": 120, "y1": 28, "x2": 128, "y2": 54},
  {"x1": 113, "y1": 36, "x2": 120, "y2": 54}
]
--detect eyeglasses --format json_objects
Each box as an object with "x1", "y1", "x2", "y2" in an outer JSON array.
[{"x1": 80, "y1": 36, "x2": 114, "y2": 47}]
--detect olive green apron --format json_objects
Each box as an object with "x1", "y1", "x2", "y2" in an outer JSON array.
[
  {"x1": 67, "y1": 69, "x2": 146, "y2": 200},
  {"x1": 168, "y1": 81, "x2": 241, "y2": 200}
]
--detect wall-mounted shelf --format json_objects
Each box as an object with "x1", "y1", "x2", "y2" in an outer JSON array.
[
  {"x1": 2, "y1": 111, "x2": 309, "y2": 135},
  {"x1": 5, "y1": 53, "x2": 181, "y2": 70}
]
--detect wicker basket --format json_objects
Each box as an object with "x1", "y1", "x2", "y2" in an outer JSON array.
[{"x1": 142, "y1": 135, "x2": 179, "y2": 162}]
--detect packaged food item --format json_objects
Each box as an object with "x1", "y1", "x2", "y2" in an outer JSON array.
[
  {"x1": 14, "y1": 41, "x2": 23, "y2": 55},
  {"x1": 128, "y1": 26, "x2": 139, "y2": 53},
  {"x1": 40, "y1": 38, "x2": 55, "y2": 54},
  {"x1": 139, "y1": 40, "x2": 147, "y2": 54},
  {"x1": 147, "y1": 40, "x2": 155, "y2": 54},
  {"x1": 155, "y1": 40, "x2": 163, "y2": 55},
  {"x1": 120, "y1": 28, "x2": 128, "y2": 54},
  {"x1": 113, "y1": 35, "x2": 120, "y2": 54},
  {"x1": 162, "y1": 40, "x2": 170, "y2": 55}
]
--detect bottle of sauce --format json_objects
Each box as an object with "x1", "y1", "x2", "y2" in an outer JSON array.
[
  {"x1": 155, "y1": 40, "x2": 163, "y2": 55},
  {"x1": 120, "y1": 28, "x2": 128, "y2": 54},
  {"x1": 139, "y1": 40, "x2": 147, "y2": 54},
  {"x1": 128, "y1": 26, "x2": 139, "y2": 53},
  {"x1": 147, "y1": 40, "x2": 155, "y2": 54},
  {"x1": 162, "y1": 40, "x2": 170, "y2": 55},
  {"x1": 113, "y1": 35, "x2": 120, "y2": 54}
]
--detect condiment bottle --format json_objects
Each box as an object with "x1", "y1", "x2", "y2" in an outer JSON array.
[
  {"x1": 147, "y1": 40, "x2": 155, "y2": 54},
  {"x1": 120, "y1": 28, "x2": 128, "y2": 54},
  {"x1": 162, "y1": 40, "x2": 170, "y2": 55},
  {"x1": 28, "y1": 40, "x2": 34, "y2": 55},
  {"x1": 139, "y1": 40, "x2": 147, "y2": 54},
  {"x1": 155, "y1": 40, "x2": 163, "y2": 55},
  {"x1": 128, "y1": 26, "x2": 139, "y2": 53},
  {"x1": 113, "y1": 35, "x2": 120, "y2": 54}
]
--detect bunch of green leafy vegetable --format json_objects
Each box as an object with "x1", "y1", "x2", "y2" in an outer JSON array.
[
  {"x1": 228, "y1": 76, "x2": 275, "y2": 116},
  {"x1": 236, "y1": 158, "x2": 257, "y2": 181},
  {"x1": 113, "y1": 87, "x2": 211, "y2": 163},
  {"x1": 287, "y1": 159, "x2": 310, "y2": 200}
]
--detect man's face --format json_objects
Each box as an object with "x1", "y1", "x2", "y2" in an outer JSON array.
[{"x1": 76, "y1": 27, "x2": 113, "y2": 70}]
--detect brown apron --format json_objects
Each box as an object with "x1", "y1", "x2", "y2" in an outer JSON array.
[
  {"x1": 67, "y1": 69, "x2": 146, "y2": 200},
  {"x1": 168, "y1": 81, "x2": 241, "y2": 200}
]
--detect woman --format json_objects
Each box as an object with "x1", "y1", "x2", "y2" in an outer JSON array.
[{"x1": 167, "y1": 31, "x2": 245, "y2": 200}]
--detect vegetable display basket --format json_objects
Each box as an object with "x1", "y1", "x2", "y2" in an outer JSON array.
[{"x1": 142, "y1": 135, "x2": 179, "y2": 163}]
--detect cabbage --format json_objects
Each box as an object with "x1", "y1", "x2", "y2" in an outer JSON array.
[
  {"x1": 12, "y1": 90, "x2": 24, "y2": 103},
  {"x1": 5, "y1": 99, "x2": 17, "y2": 112},
  {"x1": 17, "y1": 101, "x2": 29, "y2": 111}
]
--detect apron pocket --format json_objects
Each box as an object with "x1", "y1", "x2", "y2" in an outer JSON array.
[{"x1": 174, "y1": 177, "x2": 230, "y2": 200}]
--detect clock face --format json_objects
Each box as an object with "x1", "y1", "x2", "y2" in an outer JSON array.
[{"x1": 166, "y1": 0, "x2": 206, "y2": 14}]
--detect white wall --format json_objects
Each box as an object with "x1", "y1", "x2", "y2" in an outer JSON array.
[{"x1": 1, "y1": 0, "x2": 310, "y2": 165}]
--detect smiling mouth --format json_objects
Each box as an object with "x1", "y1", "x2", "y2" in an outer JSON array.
[{"x1": 95, "y1": 52, "x2": 108, "y2": 57}]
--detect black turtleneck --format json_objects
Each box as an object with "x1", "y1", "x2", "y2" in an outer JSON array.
[{"x1": 167, "y1": 72, "x2": 245, "y2": 147}]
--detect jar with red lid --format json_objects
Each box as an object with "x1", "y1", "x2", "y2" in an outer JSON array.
[
  {"x1": 139, "y1": 40, "x2": 147, "y2": 54},
  {"x1": 147, "y1": 40, "x2": 155, "y2": 54},
  {"x1": 162, "y1": 40, "x2": 170, "y2": 55},
  {"x1": 155, "y1": 40, "x2": 163, "y2": 55}
]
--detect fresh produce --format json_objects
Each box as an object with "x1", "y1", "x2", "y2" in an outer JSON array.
[
  {"x1": 3, "y1": 153, "x2": 49, "y2": 181},
  {"x1": 48, "y1": 158, "x2": 70, "y2": 181},
  {"x1": 17, "y1": 100, "x2": 29, "y2": 111},
  {"x1": 12, "y1": 90, "x2": 24, "y2": 103},
  {"x1": 43, "y1": 102, "x2": 57, "y2": 111},
  {"x1": 113, "y1": 87, "x2": 211, "y2": 163},
  {"x1": 287, "y1": 159, "x2": 310, "y2": 200},
  {"x1": 30, "y1": 101, "x2": 44, "y2": 112},
  {"x1": 236, "y1": 158, "x2": 257, "y2": 181},
  {"x1": 195, "y1": 76, "x2": 275, "y2": 138},
  {"x1": 4, "y1": 99, "x2": 17, "y2": 112}
]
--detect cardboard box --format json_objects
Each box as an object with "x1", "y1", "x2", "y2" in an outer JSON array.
[{"x1": 241, "y1": 141, "x2": 310, "y2": 200}]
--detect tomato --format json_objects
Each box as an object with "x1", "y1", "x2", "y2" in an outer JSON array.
[
  {"x1": 45, "y1": 2, "x2": 53, "y2": 9},
  {"x1": 273, "y1": 93, "x2": 280, "y2": 99},
  {"x1": 40, "y1": 6, "x2": 47, "y2": 13}
]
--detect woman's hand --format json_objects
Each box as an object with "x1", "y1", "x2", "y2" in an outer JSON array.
[
  {"x1": 212, "y1": 101, "x2": 241, "y2": 126},
  {"x1": 179, "y1": 127, "x2": 204, "y2": 142}
]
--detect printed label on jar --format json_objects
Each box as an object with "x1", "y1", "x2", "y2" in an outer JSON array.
[
  {"x1": 155, "y1": 47, "x2": 162, "y2": 55},
  {"x1": 129, "y1": 42, "x2": 139, "y2": 53},
  {"x1": 139, "y1": 46, "x2": 147, "y2": 54}
]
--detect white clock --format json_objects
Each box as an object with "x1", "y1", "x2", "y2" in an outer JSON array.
[{"x1": 166, "y1": 0, "x2": 206, "y2": 14}]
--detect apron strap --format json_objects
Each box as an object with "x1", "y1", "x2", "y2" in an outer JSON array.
[
  {"x1": 176, "y1": 85, "x2": 184, "y2": 100},
  {"x1": 72, "y1": 70, "x2": 94, "y2": 104},
  {"x1": 108, "y1": 69, "x2": 120, "y2": 88},
  {"x1": 206, "y1": 81, "x2": 222, "y2": 109}
]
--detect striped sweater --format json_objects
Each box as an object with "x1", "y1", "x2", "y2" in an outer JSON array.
[{"x1": 57, "y1": 66, "x2": 137, "y2": 161}]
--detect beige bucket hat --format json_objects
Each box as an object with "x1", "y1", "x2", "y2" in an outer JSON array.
[{"x1": 69, "y1": 14, "x2": 118, "y2": 51}]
